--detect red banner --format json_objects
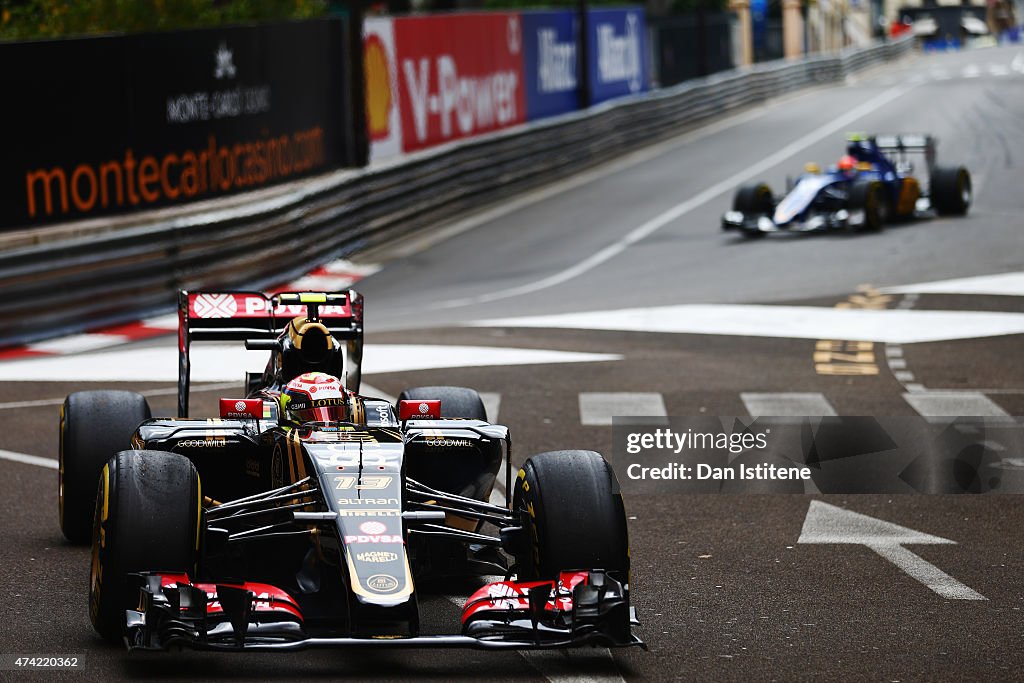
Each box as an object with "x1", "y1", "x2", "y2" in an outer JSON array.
[{"x1": 393, "y1": 14, "x2": 526, "y2": 153}]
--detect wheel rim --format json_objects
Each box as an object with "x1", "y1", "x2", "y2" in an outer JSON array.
[
  {"x1": 88, "y1": 464, "x2": 108, "y2": 626},
  {"x1": 866, "y1": 186, "x2": 882, "y2": 227}
]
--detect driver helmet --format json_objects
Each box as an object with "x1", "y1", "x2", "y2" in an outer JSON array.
[
  {"x1": 280, "y1": 372, "x2": 348, "y2": 423},
  {"x1": 837, "y1": 155, "x2": 857, "y2": 173}
]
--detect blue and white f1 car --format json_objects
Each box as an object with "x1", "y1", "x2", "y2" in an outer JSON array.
[{"x1": 721, "y1": 133, "x2": 972, "y2": 236}]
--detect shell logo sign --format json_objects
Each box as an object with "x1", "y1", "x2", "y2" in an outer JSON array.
[
  {"x1": 363, "y1": 18, "x2": 403, "y2": 161},
  {"x1": 364, "y1": 34, "x2": 391, "y2": 140}
]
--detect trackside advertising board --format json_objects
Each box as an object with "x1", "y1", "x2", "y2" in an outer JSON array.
[
  {"x1": 364, "y1": 18, "x2": 403, "y2": 161},
  {"x1": 521, "y1": 11, "x2": 580, "y2": 121},
  {"x1": 587, "y1": 8, "x2": 648, "y2": 105},
  {"x1": 398, "y1": 13, "x2": 526, "y2": 156},
  {"x1": 521, "y1": 8, "x2": 649, "y2": 115},
  {"x1": 364, "y1": 8, "x2": 647, "y2": 162},
  {"x1": 1, "y1": 19, "x2": 350, "y2": 231}
]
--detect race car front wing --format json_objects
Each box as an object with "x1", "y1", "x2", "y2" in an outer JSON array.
[{"x1": 124, "y1": 570, "x2": 644, "y2": 652}]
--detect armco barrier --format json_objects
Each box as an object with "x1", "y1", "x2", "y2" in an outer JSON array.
[{"x1": 0, "y1": 38, "x2": 912, "y2": 348}]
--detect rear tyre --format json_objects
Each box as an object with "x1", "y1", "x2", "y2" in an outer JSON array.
[
  {"x1": 930, "y1": 166, "x2": 972, "y2": 215},
  {"x1": 89, "y1": 450, "x2": 201, "y2": 643},
  {"x1": 397, "y1": 386, "x2": 487, "y2": 421},
  {"x1": 849, "y1": 180, "x2": 888, "y2": 232},
  {"x1": 400, "y1": 386, "x2": 494, "y2": 513},
  {"x1": 60, "y1": 391, "x2": 151, "y2": 544},
  {"x1": 512, "y1": 450, "x2": 629, "y2": 582}
]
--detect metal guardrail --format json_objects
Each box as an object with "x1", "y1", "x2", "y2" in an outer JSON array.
[{"x1": 0, "y1": 38, "x2": 913, "y2": 348}]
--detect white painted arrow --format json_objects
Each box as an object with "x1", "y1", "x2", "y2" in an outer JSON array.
[
  {"x1": 798, "y1": 501, "x2": 986, "y2": 600},
  {"x1": 471, "y1": 305, "x2": 1024, "y2": 344},
  {"x1": 0, "y1": 344, "x2": 621, "y2": 382}
]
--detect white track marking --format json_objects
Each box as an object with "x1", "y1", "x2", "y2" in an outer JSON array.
[
  {"x1": 319, "y1": 259, "x2": 382, "y2": 277},
  {"x1": 0, "y1": 382, "x2": 240, "y2": 411},
  {"x1": 443, "y1": 594, "x2": 469, "y2": 609},
  {"x1": 881, "y1": 271, "x2": 1024, "y2": 297},
  {"x1": 473, "y1": 304, "x2": 1024, "y2": 344},
  {"x1": 579, "y1": 392, "x2": 668, "y2": 426},
  {"x1": 869, "y1": 544, "x2": 987, "y2": 600},
  {"x1": 491, "y1": 461, "x2": 509, "y2": 503},
  {"x1": 438, "y1": 85, "x2": 913, "y2": 308},
  {"x1": 902, "y1": 392, "x2": 1011, "y2": 418},
  {"x1": 0, "y1": 397, "x2": 69, "y2": 409},
  {"x1": 799, "y1": 501, "x2": 986, "y2": 600},
  {"x1": 0, "y1": 449, "x2": 58, "y2": 469},
  {"x1": 520, "y1": 648, "x2": 628, "y2": 683},
  {"x1": 359, "y1": 383, "x2": 397, "y2": 404},
  {"x1": 480, "y1": 392, "x2": 502, "y2": 423},
  {"x1": 140, "y1": 313, "x2": 180, "y2": 329},
  {"x1": 740, "y1": 392, "x2": 838, "y2": 416},
  {"x1": 0, "y1": 345, "x2": 621, "y2": 383},
  {"x1": 287, "y1": 274, "x2": 362, "y2": 291},
  {"x1": 29, "y1": 333, "x2": 131, "y2": 354}
]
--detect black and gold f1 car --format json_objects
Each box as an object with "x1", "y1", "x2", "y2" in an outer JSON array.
[{"x1": 59, "y1": 290, "x2": 641, "y2": 652}]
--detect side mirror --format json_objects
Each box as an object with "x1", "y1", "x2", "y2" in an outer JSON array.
[
  {"x1": 219, "y1": 398, "x2": 265, "y2": 419},
  {"x1": 398, "y1": 399, "x2": 441, "y2": 421}
]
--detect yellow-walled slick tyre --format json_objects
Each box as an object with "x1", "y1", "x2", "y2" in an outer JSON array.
[
  {"x1": 512, "y1": 450, "x2": 629, "y2": 583},
  {"x1": 60, "y1": 391, "x2": 151, "y2": 545},
  {"x1": 89, "y1": 450, "x2": 201, "y2": 643}
]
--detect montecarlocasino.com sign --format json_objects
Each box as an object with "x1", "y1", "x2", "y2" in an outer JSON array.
[{"x1": 2, "y1": 19, "x2": 350, "y2": 230}]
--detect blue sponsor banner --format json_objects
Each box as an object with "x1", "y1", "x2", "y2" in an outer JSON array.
[
  {"x1": 587, "y1": 7, "x2": 647, "y2": 105},
  {"x1": 750, "y1": 0, "x2": 767, "y2": 52},
  {"x1": 522, "y1": 11, "x2": 580, "y2": 121}
]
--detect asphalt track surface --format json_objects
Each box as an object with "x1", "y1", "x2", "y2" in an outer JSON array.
[{"x1": 1, "y1": 45, "x2": 1023, "y2": 681}]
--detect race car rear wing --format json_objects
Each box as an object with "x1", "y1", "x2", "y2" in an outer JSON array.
[
  {"x1": 177, "y1": 290, "x2": 364, "y2": 417},
  {"x1": 870, "y1": 133, "x2": 934, "y2": 151},
  {"x1": 850, "y1": 132, "x2": 937, "y2": 171}
]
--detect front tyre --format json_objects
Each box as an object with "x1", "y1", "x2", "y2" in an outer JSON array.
[
  {"x1": 733, "y1": 183, "x2": 774, "y2": 215},
  {"x1": 513, "y1": 450, "x2": 629, "y2": 582},
  {"x1": 930, "y1": 166, "x2": 972, "y2": 215},
  {"x1": 89, "y1": 450, "x2": 201, "y2": 643},
  {"x1": 60, "y1": 391, "x2": 151, "y2": 544},
  {"x1": 849, "y1": 180, "x2": 887, "y2": 232}
]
